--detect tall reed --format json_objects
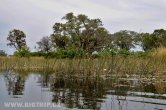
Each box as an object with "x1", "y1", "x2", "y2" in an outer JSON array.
[{"x1": 0, "y1": 52, "x2": 166, "y2": 77}]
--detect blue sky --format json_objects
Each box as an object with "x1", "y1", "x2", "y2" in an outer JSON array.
[{"x1": 0, "y1": 0, "x2": 166, "y2": 54}]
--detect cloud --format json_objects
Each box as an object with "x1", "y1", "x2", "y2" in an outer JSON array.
[{"x1": 0, "y1": 0, "x2": 166, "y2": 53}]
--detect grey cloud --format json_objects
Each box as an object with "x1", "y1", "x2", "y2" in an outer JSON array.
[{"x1": 0, "y1": 0, "x2": 166, "y2": 53}]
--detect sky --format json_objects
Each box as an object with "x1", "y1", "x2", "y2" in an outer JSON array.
[{"x1": 0, "y1": 0, "x2": 166, "y2": 54}]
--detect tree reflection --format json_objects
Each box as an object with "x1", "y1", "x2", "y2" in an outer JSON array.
[
  {"x1": 144, "y1": 83, "x2": 157, "y2": 93},
  {"x1": 38, "y1": 74, "x2": 166, "y2": 109},
  {"x1": 49, "y1": 77, "x2": 109, "y2": 109},
  {"x1": 4, "y1": 71, "x2": 28, "y2": 97}
]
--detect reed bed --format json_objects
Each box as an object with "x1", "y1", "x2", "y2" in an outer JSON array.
[{"x1": 1, "y1": 51, "x2": 166, "y2": 77}]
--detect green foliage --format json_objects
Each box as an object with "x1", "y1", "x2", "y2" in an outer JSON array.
[
  {"x1": 7, "y1": 13, "x2": 166, "y2": 58},
  {"x1": 98, "y1": 49, "x2": 117, "y2": 57},
  {"x1": 14, "y1": 48, "x2": 31, "y2": 57},
  {"x1": 7, "y1": 29, "x2": 27, "y2": 50},
  {"x1": 98, "y1": 49, "x2": 148, "y2": 58},
  {"x1": 113, "y1": 30, "x2": 137, "y2": 51},
  {"x1": 51, "y1": 12, "x2": 111, "y2": 53},
  {"x1": 140, "y1": 29, "x2": 166, "y2": 51},
  {"x1": 51, "y1": 34, "x2": 69, "y2": 49},
  {"x1": 117, "y1": 49, "x2": 130, "y2": 56},
  {"x1": 153, "y1": 29, "x2": 166, "y2": 47},
  {"x1": 30, "y1": 52, "x2": 47, "y2": 57},
  {"x1": 140, "y1": 33, "x2": 160, "y2": 51},
  {"x1": 21, "y1": 48, "x2": 151, "y2": 59},
  {"x1": 30, "y1": 48, "x2": 85, "y2": 58},
  {"x1": 132, "y1": 51, "x2": 150, "y2": 57},
  {"x1": 53, "y1": 48, "x2": 85, "y2": 58},
  {"x1": 36, "y1": 36, "x2": 53, "y2": 52},
  {"x1": 0, "y1": 50, "x2": 7, "y2": 56}
]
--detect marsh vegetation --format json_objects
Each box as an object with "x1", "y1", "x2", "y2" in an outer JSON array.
[
  {"x1": 1, "y1": 12, "x2": 166, "y2": 110},
  {"x1": 1, "y1": 48, "x2": 166, "y2": 78}
]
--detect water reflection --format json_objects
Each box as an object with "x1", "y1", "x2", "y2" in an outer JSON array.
[
  {"x1": 49, "y1": 77, "x2": 110, "y2": 109},
  {"x1": 0, "y1": 72, "x2": 166, "y2": 110},
  {"x1": 38, "y1": 74, "x2": 166, "y2": 109},
  {"x1": 3, "y1": 71, "x2": 28, "y2": 97}
]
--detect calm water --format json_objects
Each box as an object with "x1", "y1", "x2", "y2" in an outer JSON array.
[{"x1": 0, "y1": 71, "x2": 166, "y2": 110}]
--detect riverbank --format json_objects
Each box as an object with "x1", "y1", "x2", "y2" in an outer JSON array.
[{"x1": 1, "y1": 51, "x2": 166, "y2": 77}]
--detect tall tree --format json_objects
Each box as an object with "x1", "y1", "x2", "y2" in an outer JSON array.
[
  {"x1": 112, "y1": 30, "x2": 137, "y2": 51},
  {"x1": 51, "y1": 12, "x2": 111, "y2": 53},
  {"x1": 139, "y1": 33, "x2": 154, "y2": 51},
  {"x1": 36, "y1": 36, "x2": 53, "y2": 52},
  {"x1": 152, "y1": 29, "x2": 166, "y2": 47},
  {"x1": 7, "y1": 29, "x2": 27, "y2": 50},
  {"x1": 139, "y1": 29, "x2": 166, "y2": 51}
]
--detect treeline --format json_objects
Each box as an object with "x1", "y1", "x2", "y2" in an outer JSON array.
[{"x1": 2, "y1": 12, "x2": 166, "y2": 58}]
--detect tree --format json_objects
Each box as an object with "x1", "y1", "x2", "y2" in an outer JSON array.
[
  {"x1": 51, "y1": 12, "x2": 111, "y2": 53},
  {"x1": 152, "y1": 29, "x2": 166, "y2": 47},
  {"x1": 139, "y1": 29, "x2": 166, "y2": 51},
  {"x1": 0, "y1": 50, "x2": 7, "y2": 56},
  {"x1": 112, "y1": 30, "x2": 137, "y2": 51},
  {"x1": 7, "y1": 29, "x2": 27, "y2": 50},
  {"x1": 51, "y1": 34, "x2": 69, "y2": 49},
  {"x1": 139, "y1": 33, "x2": 158, "y2": 51},
  {"x1": 36, "y1": 36, "x2": 53, "y2": 52}
]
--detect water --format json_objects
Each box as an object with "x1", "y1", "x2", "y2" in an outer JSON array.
[{"x1": 0, "y1": 71, "x2": 166, "y2": 110}]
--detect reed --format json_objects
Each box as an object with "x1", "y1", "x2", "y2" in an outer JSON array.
[{"x1": 1, "y1": 52, "x2": 166, "y2": 77}]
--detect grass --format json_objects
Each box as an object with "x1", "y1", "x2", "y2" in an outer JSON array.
[{"x1": 0, "y1": 50, "x2": 166, "y2": 78}]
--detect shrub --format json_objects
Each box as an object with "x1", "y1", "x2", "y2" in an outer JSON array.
[
  {"x1": 0, "y1": 50, "x2": 7, "y2": 56},
  {"x1": 118, "y1": 49, "x2": 130, "y2": 56},
  {"x1": 54, "y1": 48, "x2": 85, "y2": 58},
  {"x1": 30, "y1": 52, "x2": 47, "y2": 57},
  {"x1": 14, "y1": 48, "x2": 31, "y2": 57},
  {"x1": 133, "y1": 51, "x2": 149, "y2": 57},
  {"x1": 98, "y1": 49, "x2": 117, "y2": 57}
]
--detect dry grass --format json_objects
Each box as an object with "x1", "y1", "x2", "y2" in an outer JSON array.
[
  {"x1": 153, "y1": 47, "x2": 166, "y2": 56},
  {"x1": 0, "y1": 52, "x2": 166, "y2": 77}
]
